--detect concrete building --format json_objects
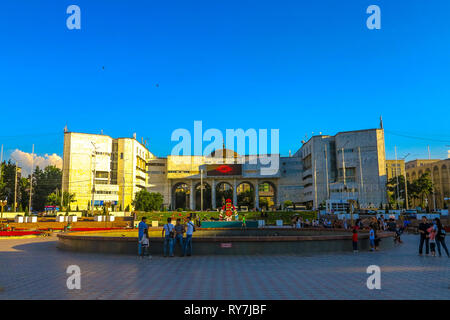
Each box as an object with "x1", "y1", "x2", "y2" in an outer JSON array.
[
  {"x1": 386, "y1": 159, "x2": 405, "y2": 180},
  {"x1": 295, "y1": 128, "x2": 387, "y2": 210},
  {"x1": 165, "y1": 150, "x2": 283, "y2": 211},
  {"x1": 62, "y1": 132, "x2": 154, "y2": 211},
  {"x1": 406, "y1": 158, "x2": 450, "y2": 210}
]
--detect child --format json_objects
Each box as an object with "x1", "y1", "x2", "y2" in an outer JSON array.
[
  {"x1": 352, "y1": 228, "x2": 358, "y2": 253},
  {"x1": 395, "y1": 223, "x2": 404, "y2": 244},
  {"x1": 369, "y1": 226, "x2": 375, "y2": 251},
  {"x1": 428, "y1": 225, "x2": 436, "y2": 257},
  {"x1": 140, "y1": 228, "x2": 151, "y2": 259},
  {"x1": 241, "y1": 215, "x2": 247, "y2": 230},
  {"x1": 296, "y1": 217, "x2": 301, "y2": 229}
]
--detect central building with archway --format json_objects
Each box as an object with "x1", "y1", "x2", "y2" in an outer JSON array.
[{"x1": 162, "y1": 149, "x2": 289, "y2": 211}]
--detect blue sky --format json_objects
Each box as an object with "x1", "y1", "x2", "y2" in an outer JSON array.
[{"x1": 1, "y1": 0, "x2": 449, "y2": 162}]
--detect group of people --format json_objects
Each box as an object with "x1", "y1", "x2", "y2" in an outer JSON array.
[
  {"x1": 137, "y1": 216, "x2": 196, "y2": 258},
  {"x1": 418, "y1": 216, "x2": 449, "y2": 257},
  {"x1": 292, "y1": 217, "x2": 330, "y2": 228},
  {"x1": 136, "y1": 213, "x2": 448, "y2": 258},
  {"x1": 350, "y1": 218, "x2": 381, "y2": 252}
]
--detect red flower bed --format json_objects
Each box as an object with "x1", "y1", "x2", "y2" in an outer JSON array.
[
  {"x1": 34, "y1": 227, "x2": 126, "y2": 232},
  {"x1": 70, "y1": 227, "x2": 125, "y2": 231},
  {"x1": 0, "y1": 231, "x2": 41, "y2": 237}
]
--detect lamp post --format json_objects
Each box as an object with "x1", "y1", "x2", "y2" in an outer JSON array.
[
  {"x1": 401, "y1": 153, "x2": 411, "y2": 211},
  {"x1": 0, "y1": 200, "x2": 7, "y2": 230},
  {"x1": 90, "y1": 142, "x2": 99, "y2": 217},
  {"x1": 200, "y1": 169, "x2": 204, "y2": 212},
  {"x1": 104, "y1": 201, "x2": 111, "y2": 228}
]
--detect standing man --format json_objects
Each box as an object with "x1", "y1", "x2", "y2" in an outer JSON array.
[
  {"x1": 418, "y1": 216, "x2": 430, "y2": 255},
  {"x1": 138, "y1": 216, "x2": 148, "y2": 257},
  {"x1": 174, "y1": 218, "x2": 185, "y2": 257},
  {"x1": 184, "y1": 217, "x2": 195, "y2": 256},
  {"x1": 162, "y1": 217, "x2": 175, "y2": 257}
]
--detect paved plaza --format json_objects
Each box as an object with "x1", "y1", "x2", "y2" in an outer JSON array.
[{"x1": 0, "y1": 234, "x2": 448, "y2": 300}]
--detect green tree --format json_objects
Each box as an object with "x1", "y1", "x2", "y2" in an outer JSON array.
[
  {"x1": 18, "y1": 177, "x2": 30, "y2": 211},
  {"x1": 410, "y1": 172, "x2": 433, "y2": 208},
  {"x1": 46, "y1": 190, "x2": 75, "y2": 209},
  {"x1": 32, "y1": 165, "x2": 62, "y2": 211},
  {"x1": 132, "y1": 190, "x2": 164, "y2": 211},
  {"x1": 284, "y1": 200, "x2": 293, "y2": 208},
  {"x1": 0, "y1": 161, "x2": 21, "y2": 209},
  {"x1": 237, "y1": 190, "x2": 254, "y2": 208},
  {"x1": 46, "y1": 192, "x2": 59, "y2": 206}
]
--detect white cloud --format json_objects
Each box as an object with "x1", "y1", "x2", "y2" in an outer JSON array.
[{"x1": 9, "y1": 149, "x2": 62, "y2": 176}]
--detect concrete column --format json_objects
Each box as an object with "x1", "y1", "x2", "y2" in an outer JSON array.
[
  {"x1": 254, "y1": 180, "x2": 259, "y2": 210},
  {"x1": 211, "y1": 179, "x2": 216, "y2": 210},
  {"x1": 276, "y1": 181, "x2": 281, "y2": 209},
  {"x1": 190, "y1": 181, "x2": 195, "y2": 210},
  {"x1": 233, "y1": 179, "x2": 237, "y2": 207},
  {"x1": 170, "y1": 182, "x2": 174, "y2": 210}
]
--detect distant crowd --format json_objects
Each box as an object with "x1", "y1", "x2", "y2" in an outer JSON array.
[
  {"x1": 292, "y1": 214, "x2": 448, "y2": 256},
  {"x1": 136, "y1": 213, "x2": 448, "y2": 258}
]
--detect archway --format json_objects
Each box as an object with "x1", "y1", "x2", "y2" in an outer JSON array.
[
  {"x1": 236, "y1": 181, "x2": 254, "y2": 209},
  {"x1": 173, "y1": 182, "x2": 190, "y2": 210},
  {"x1": 216, "y1": 182, "x2": 233, "y2": 208},
  {"x1": 442, "y1": 165, "x2": 449, "y2": 199},
  {"x1": 258, "y1": 181, "x2": 276, "y2": 211},
  {"x1": 195, "y1": 182, "x2": 211, "y2": 211}
]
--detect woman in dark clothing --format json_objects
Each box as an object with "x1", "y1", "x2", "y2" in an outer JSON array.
[{"x1": 434, "y1": 218, "x2": 449, "y2": 257}]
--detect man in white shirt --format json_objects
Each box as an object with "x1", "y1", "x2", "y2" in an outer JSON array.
[{"x1": 184, "y1": 217, "x2": 195, "y2": 256}]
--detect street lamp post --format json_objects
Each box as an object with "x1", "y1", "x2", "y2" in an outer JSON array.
[
  {"x1": 200, "y1": 169, "x2": 204, "y2": 212},
  {"x1": 90, "y1": 142, "x2": 98, "y2": 217},
  {"x1": 0, "y1": 200, "x2": 7, "y2": 230},
  {"x1": 104, "y1": 201, "x2": 111, "y2": 228},
  {"x1": 401, "y1": 153, "x2": 411, "y2": 211}
]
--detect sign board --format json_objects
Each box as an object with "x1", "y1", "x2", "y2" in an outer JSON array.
[{"x1": 206, "y1": 164, "x2": 242, "y2": 177}]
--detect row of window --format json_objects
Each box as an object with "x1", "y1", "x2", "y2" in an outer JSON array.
[{"x1": 95, "y1": 190, "x2": 118, "y2": 195}]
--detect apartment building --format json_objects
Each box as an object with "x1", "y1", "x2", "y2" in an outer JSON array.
[
  {"x1": 62, "y1": 131, "x2": 153, "y2": 211},
  {"x1": 294, "y1": 128, "x2": 387, "y2": 209}
]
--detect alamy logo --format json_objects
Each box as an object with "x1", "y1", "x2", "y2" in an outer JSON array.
[
  {"x1": 366, "y1": 265, "x2": 381, "y2": 290},
  {"x1": 366, "y1": 5, "x2": 381, "y2": 30},
  {"x1": 66, "y1": 5, "x2": 81, "y2": 30},
  {"x1": 66, "y1": 265, "x2": 81, "y2": 290},
  {"x1": 171, "y1": 121, "x2": 279, "y2": 176}
]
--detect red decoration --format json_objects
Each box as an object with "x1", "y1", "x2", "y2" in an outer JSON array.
[{"x1": 216, "y1": 165, "x2": 233, "y2": 173}]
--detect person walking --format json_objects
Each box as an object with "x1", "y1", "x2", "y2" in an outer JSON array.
[
  {"x1": 418, "y1": 216, "x2": 430, "y2": 255},
  {"x1": 174, "y1": 218, "x2": 185, "y2": 257},
  {"x1": 137, "y1": 216, "x2": 148, "y2": 257},
  {"x1": 428, "y1": 225, "x2": 437, "y2": 257},
  {"x1": 295, "y1": 217, "x2": 302, "y2": 229},
  {"x1": 241, "y1": 214, "x2": 247, "y2": 230},
  {"x1": 369, "y1": 226, "x2": 375, "y2": 251},
  {"x1": 434, "y1": 218, "x2": 449, "y2": 257},
  {"x1": 139, "y1": 228, "x2": 151, "y2": 259},
  {"x1": 162, "y1": 217, "x2": 175, "y2": 257},
  {"x1": 184, "y1": 216, "x2": 195, "y2": 256},
  {"x1": 352, "y1": 228, "x2": 358, "y2": 253}
]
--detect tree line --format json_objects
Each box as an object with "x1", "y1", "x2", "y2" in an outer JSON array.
[
  {"x1": 0, "y1": 161, "x2": 74, "y2": 212},
  {"x1": 386, "y1": 172, "x2": 440, "y2": 210}
]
